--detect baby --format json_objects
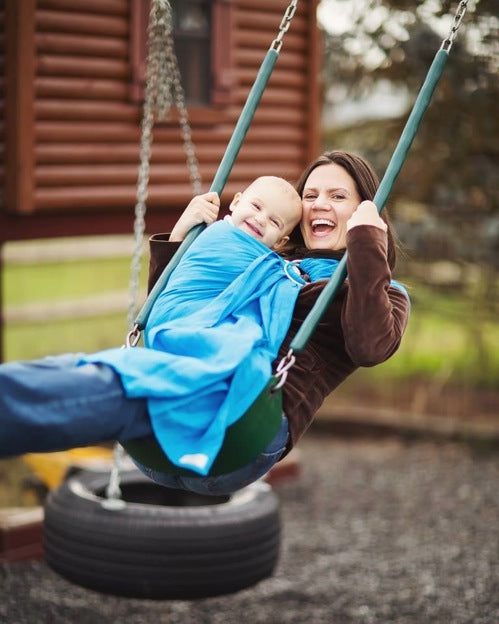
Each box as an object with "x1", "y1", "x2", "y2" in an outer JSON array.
[{"x1": 170, "y1": 175, "x2": 302, "y2": 250}]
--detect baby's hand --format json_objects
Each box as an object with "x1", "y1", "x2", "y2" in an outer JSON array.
[
  {"x1": 347, "y1": 200, "x2": 387, "y2": 232},
  {"x1": 170, "y1": 192, "x2": 221, "y2": 241}
]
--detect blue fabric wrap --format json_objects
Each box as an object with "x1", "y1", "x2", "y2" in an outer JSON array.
[{"x1": 80, "y1": 221, "x2": 336, "y2": 475}]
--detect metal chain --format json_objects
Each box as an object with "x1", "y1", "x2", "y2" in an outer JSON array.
[
  {"x1": 164, "y1": 26, "x2": 203, "y2": 197},
  {"x1": 271, "y1": 0, "x2": 298, "y2": 52},
  {"x1": 127, "y1": 0, "x2": 202, "y2": 332},
  {"x1": 441, "y1": 0, "x2": 469, "y2": 51}
]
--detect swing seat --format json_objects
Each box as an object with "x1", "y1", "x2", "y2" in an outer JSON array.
[{"x1": 122, "y1": 379, "x2": 283, "y2": 477}]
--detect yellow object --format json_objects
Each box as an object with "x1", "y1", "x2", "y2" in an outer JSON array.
[{"x1": 22, "y1": 447, "x2": 114, "y2": 490}]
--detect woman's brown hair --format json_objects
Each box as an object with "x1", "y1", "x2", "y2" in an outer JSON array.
[{"x1": 291, "y1": 150, "x2": 397, "y2": 269}]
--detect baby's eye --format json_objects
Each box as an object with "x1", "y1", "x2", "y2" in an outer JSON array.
[
  {"x1": 252, "y1": 203, "x2": 261, "y2": 210},
  {"x1": 270, "y1": 218, "x2": 280, "y2": 227}
]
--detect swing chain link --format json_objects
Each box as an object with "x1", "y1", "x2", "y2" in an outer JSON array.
[
  {"x1": 272, "y1": 349, "x2": 296, "y2": 392},
  {"x1": 271, "y1": 0, "x2": 298, "y2": 52},
  {"x1": 441, "y1": 0, "x2": 469, "y2": 51},
  {"x1": 160, "y1": 2, "x2": 203, "y2": 198}
]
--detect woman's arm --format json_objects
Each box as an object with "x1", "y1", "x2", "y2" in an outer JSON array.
[{"x1": 342, "y1": 223, "x2": 410, "y2": 366}]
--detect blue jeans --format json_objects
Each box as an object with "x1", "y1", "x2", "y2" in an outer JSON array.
[
  {"x1": 0, "y1": 353, "x2": 288, "y2": 495},
  {"x1": 0, "y1": 353, "x2": 152, "y2": 457}
]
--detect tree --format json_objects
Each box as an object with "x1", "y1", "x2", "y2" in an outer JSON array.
[{"x1": 320, "y1": 0, "x2": 498, "y2": 268}]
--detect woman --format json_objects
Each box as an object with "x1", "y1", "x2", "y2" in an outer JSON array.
[
  {"x1": 143, "y1": 150, "x2": 410, "y2": 492},
  {"x1": 0, "y1": 151, "x2": 409, "y2": 495}
]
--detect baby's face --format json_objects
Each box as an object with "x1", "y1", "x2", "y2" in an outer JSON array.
[{"x1": 230, "y1": 178, "x2": 301, "y2": 248}]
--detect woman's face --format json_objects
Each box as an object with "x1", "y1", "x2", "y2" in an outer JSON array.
[{"x1": 300, "y1": 163, "x2": 361, "y2": 251}]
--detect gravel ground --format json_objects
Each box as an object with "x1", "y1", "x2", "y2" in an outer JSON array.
[{"x1": 1, "y1": 434, "x2": 498, "y2": 624}]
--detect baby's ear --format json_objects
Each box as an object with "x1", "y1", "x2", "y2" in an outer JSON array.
[
  {"x1": 272, "y1": 235, "x2": 289, "y2": 251},
  {"x1": 229, "y1": 191, "x2": 242, "y2": 212}
]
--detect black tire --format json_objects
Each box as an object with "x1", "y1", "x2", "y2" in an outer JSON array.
[{"x1": 43, "y1": 469, "x2": 281, "y2": 600}]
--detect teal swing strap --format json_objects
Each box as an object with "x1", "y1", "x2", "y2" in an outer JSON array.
[{"x1": 123, "y1": 1, "x2": 468, "y2": 477}]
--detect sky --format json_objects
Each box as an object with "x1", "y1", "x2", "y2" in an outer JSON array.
[{"x1": 317, "y1": 0, "x2": 412, "y2": 127}]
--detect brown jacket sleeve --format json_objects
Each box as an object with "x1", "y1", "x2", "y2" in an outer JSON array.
[
  {"x1": 342, "y1": 225, "x2": 410, "y2": 366},
  {"x1": 147, "y1": 233, "x2": 181, "y2": 293},
  {"x1": 279, "y1": 224, "x2": 410, "y2": 449}
]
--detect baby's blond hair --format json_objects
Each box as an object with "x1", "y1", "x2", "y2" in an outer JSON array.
[{"x1": 246, "y1": 176, "x2": 300, "y2": 204}]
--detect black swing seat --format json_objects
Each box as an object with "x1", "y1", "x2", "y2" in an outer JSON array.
[{"x1": 122, "y1": 378, "x2": 283, "y2": 477}]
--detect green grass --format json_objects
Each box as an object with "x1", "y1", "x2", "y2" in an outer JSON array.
[
  {"x1": 4, "y1": 257, "x2": 135, "y2": 305},
  {"x1": 369, "y1": 312, "x2": 499, "y2": 388},
  {"x1": 3, "y1": 243, "x2": 496, "y2": 509},
  {"x1": 366, "y1": 281, "x2": 499, "y2": 389},
  {"x1": 4, "y1": 313, "x2": 132, "y2": 361},
  {"x1": 3, "y1": 246, "x2": 147, "y2": 360}
]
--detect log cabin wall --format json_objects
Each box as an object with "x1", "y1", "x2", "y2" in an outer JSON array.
[
  {"x1": 1, "y1": 0, "x2": 321, "y2": 242},
  {"x1": 0, "y1": 2, "x2": 4, "y2": 206}
]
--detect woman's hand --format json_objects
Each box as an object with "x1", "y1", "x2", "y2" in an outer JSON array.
[
  {"x1": 170, "y1": 192, "x2": 221, "y2": 241},
  {"x1": 347, "y1": 200, "x2": 387, "y2": 233}
]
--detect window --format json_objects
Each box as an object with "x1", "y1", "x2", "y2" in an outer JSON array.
[
  {"x1": 170, "y1": 0, "x2": 211, "y2": 106},
  {"x1": 130, "y1": 0, "x2": 233, "y2": 111}
]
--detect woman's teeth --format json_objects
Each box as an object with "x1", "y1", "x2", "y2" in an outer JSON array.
[{"x1": 311, "y1": 218, "x2": 336, "y2": 234}]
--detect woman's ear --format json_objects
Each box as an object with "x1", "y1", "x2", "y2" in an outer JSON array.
[
  {"x1": 229, "y1": 191, "x2": 242, "y2": 212},
  {"x1": 272, "y1": 235, "x2": 289, "y2": 251}
]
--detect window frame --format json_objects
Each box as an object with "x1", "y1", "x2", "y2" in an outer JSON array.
[{"x1": 129, "y1": 0, "x2": 234, "y2": 123}]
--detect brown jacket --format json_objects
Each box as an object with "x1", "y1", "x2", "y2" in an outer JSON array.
[{"x1": 148, "y1": 225, "x2": 410, "y2": 452}]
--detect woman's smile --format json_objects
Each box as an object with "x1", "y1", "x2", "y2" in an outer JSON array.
[{"x1": 310, "y1": 217, "x2": 337, "y2": 236}]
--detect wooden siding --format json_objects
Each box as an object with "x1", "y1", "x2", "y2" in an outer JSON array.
[
  {"x1": 0, "y1": 2, "x2": 4, "y2": 197},
  {"x1": 1, "y1": 0, "x2": 320, "y2": 240}
]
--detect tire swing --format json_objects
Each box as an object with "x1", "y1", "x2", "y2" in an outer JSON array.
[
  {"x1": 43, "y1": 0, "x2": 297, "y2": 601},
  {"x1": 44, "y1": 469, "x2": 280, "y2": 600}
]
